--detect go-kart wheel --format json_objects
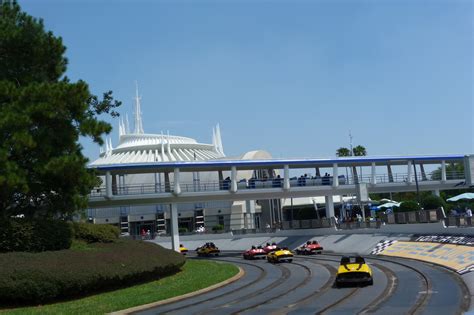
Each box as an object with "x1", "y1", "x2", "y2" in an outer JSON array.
[
  {"x1": 368, "y1": 278, "x2": 373, "y2": 285},
  {"x1": 288, "y1": 259, "x2": 293, "y2": 263}
]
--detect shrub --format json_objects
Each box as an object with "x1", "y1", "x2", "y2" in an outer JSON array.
[
  {"x1": 421, "y1": 195, "x2": 445, "y2": 210},
  {"x1": 0, "y1": 219, "x2": 73, "y2": 253},
  {"x1": 397, "y1": 200, "x2": 421, "y2": 212},
  {"x1": 0, "y1": 240, "x2": 185, "y2": 305},
  {"x1": 178, "y1": 227, "x2": 188, "y2": 233},
  {"x1": 212, "y1": 224, "x2": 224, "y2": 231},
  {"x1": 71, "y1": 222, "x2": 119, "y2": 243}
]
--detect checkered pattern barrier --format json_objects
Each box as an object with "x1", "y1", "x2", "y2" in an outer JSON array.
[{"x1": 371, "y1": 240, "x2": 398, "y2": 255}]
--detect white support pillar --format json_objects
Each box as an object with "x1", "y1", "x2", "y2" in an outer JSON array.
[
  {"x1": 407, "y1": 161, "x2": 412, "y2": 184},
  {"x1": 371, "y1": 163, "x2": 376, "y2": 185},
  {"x1": 325, "y1": 195, "x2": 335, "y2": 218},
  {"x1": 433, "y1": 189, "x2": 440, "y2": 197},
  {"x1": 173, "y1": 168, "x2": 181, "y2": 195},
  {"x1": 230, "y1": 166, "x2": 237, "y2": 193},
  {"x1": 441, "y1": 160, "x2": 447, "y2": 182},
  {"x1": 105, "y1": 171, "x2": 112, "y2": 198},
  {"x1": 283, "y1": 165, "x2": 290, "y2": 191},
  {"x1": 170, "y1": 203, "x2": 180, "y2": 252},
  {"x1": 332, "y1": 163, "x2": 339, "y2": 187}
]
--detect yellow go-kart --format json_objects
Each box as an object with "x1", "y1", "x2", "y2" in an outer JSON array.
[
  {"x1": 179, "y1": 244, "x2": 188, "y2": 255},
  {"x1": 196, "y1": 242, "x2": 220, "y2": 257},
  {"x1": 335, "y1": 256, "x2": 373, "y2": 287},
  {"x1": 267, "y1": 247, "x2": 293, "y2": 263}
]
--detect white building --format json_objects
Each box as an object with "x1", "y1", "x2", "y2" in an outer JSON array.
[{"x1": 88, "y1": 87, "x2": 277, "y2": 235}]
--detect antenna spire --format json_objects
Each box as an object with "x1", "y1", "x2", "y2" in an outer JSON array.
[
  {"x1": 349, "y1": 130, "x2": 353, "y2": 156},
  {"x1": 133, "y1": 81, "x2": 144, "y2": 134}
]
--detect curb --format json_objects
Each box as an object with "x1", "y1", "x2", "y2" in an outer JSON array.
[{"x1": 110, "y1": 264, "x2": 245, "y2": 315}]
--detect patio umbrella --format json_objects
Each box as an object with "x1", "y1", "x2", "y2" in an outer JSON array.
[
  {"x1": 377, "y1": 202, "x2": 400, "y2": 209},
  {"x1": 446, "y1": 193, "x2": 474, "y2": 202}
]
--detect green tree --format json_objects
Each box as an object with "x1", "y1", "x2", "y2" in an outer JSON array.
[
  {"x1": 0, "y1": 2, "x2": 121, "y2": 219},
  {"x1": 352, "y1": 145, "x2": 367, "y2": 156},
  {"x1": 335, "y1": 145, "x2": 367, "y2": 183},
  {"x1": 336, "y1": 147, "x2": 351, "y2": 157}
]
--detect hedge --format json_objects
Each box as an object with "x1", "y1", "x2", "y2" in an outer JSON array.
[
  {"x1": 0, "y1": 219, "x2": 72, "y2": 253},
  {"x1": 397, "y1": 200, "x2": 421, "y2": 212},
  {"x1": 0, "y1": 240, "x2": 185, "y2": 305},
  {"x1": 71, "y1": 222, "x2": 120, "y2": 243}
]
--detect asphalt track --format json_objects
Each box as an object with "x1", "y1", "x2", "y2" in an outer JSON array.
[{"x1": 134, "y1": 252, "x2": 470, "y2": 315}]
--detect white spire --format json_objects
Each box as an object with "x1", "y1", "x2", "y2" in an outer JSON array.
[
  {"x1": 215, "y1": 123, "x2": 224, "y2": 155},
  {"x1": 125, "y1": 114, "x2": 130, "y2": 134},
  {"x1": 160, "y1": 131, "x2": 165, "y2": 154},
  {"x1": 212, "y1": 127, "x2": 217, "y2": 152},
  {"x1": 118, "y1": 117, "x2": 124, "y2": 137},
  {"x1": 167, "y1": 130, "x2": 171, "y2": 152},
  {"x1": 133, "y1": 81, "x2": 144, "y2": 134}
]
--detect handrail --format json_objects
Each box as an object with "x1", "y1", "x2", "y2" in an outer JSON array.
[{"x1": 89, "y1": 170, "x2": 466, "y2": 197}]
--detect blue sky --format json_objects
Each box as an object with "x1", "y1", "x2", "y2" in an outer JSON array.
[{"x1": 21, "y1": 0, "x2": 473, "y2": 162}]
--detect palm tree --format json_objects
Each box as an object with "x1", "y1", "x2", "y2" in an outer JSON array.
[
  {"x1": 336, "y1": 147, "x2": 351, "y2": 157},
  {"x1": 335, "y1": 145, "x2": 367, "y2": 184},
  {"x1": 352, "y1": 145, "x2": 367, "y2": 156},
  {"x1": 352, "y1": 145, "x2": 367, "y2": 183}
]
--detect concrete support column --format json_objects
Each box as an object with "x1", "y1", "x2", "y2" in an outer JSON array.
[
  {"x1": 283, "y1": 165, "x2": 290, "y2": 191},
  {"x1": 105, "y1": 171, "x2": 112, "y2": 198},
  {"x1": 173, "y1": 168, "x2": 181, "y2": 195},
  {"x1": 170, "y1": 203, "x2": 180, "y2": 252},
  {"x1": 371, "y1": 163, "x2": 376, "y2": 185},
  {"x1": 407, "y1": 161, "x2": 412, "y2": 184},
  {"x1": 230, "y1": 166, "x2": 237, "y2": 193},
  {"x1": 433, "y1": 189, "x2": 440, "y2": 197},
  {"x1": 441, "y1": 160, "x2": 447, "y2": 182},
  {"x1": 325, "y1": 195, "x2": 335, "y2": 218},
  {"x1": 315, "y1": 167, "x2": 321, "y2": 177},
  {"x1": 332, "y1": 163, "x2": 339, "y2": 187},
  {"x1": 164, "y1": 172, "x2": 170, "y2": 192}
]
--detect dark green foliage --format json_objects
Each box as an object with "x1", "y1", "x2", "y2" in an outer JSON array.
[
  {"x1": 178, "y1": 227, "x2": 188, "y2": 233},
  {"x1": 0, "y1": 218, "x2": 72, "y2": 252},
  {"x1": 421, "y1": 195, "x2": 445, "y2": 210},
  {"x1": 397, "y1": 201, "x2": 421, "y2": 212},
  {"x1": 0, "y1": 2, "x2": 121, "y2": 220},
  {"x1": 0, "y1": 240, "x2": 185, "y2": 305},
  {"x1": 212, "y1": 224, "x2": 224, "y2": 231},
  {"x1": 71, "y1": 222, "x2": 119, "y2": 243}
]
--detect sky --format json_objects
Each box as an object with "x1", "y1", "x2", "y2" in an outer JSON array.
[{"x1": 21, "y1": 0, "x2": 473, "y2": 163}]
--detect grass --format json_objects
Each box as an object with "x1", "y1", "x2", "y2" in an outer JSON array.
[{"x1": 1, "y1": 259, "x2": 238, "y2": 315}]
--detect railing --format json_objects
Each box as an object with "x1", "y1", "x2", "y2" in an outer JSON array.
[
  {"x1": 444, "y1": 216, "x2": 473, "y2": 227},
  {"x1": 379, "y1": 209, "x2": 444, "y2": 224},
  {"x1": 89, "y1": 170, "x2": 465, "y2": 198}
]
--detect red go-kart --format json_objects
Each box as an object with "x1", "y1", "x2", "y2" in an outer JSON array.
[
  {"x1": 263, "y1": 242, "x2": 278, "y2": 254},
  {"x1": 243, "y1": 246, "x2": 267, "y2": 259},
  {"x1": 296, "y1": 240, "x2": 323, "y2": 255}
]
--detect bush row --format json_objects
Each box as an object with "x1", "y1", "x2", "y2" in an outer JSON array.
[
  {"x1": 71, "y1": 222, "x2": 119, "y2": 243},
  {"x1": 0, "y1": 219, "x2": 72, "y2": 253},
  {"x1": 0, "y1": 240, "x2": 185, "y2": 305},
  {"x1": 0, "y1": 219, "x2": 121, "y2": 252}
]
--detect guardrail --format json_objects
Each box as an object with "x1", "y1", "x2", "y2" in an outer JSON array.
[
  {"x1": 89, "y1": 170, "x2": 465, "y2": 198},
  {"x1": 444, "y1": 216, "x2": 473, "y2": 227}
]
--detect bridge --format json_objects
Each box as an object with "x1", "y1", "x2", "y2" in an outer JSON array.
[{"x1": 88, "y1": 154, "x2": 474, "y2": 251}]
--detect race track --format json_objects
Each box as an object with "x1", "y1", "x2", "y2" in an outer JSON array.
[{"x1": 134, "y1": 253, "x2": 470, "y2": 315}]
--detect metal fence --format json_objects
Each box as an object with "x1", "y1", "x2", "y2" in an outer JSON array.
[{"x1": 89, "y1": 170, "x2": 465, "y2": 198}]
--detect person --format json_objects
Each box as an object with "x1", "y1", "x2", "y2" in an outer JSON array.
[
  {"x1": 146, "y1": 229, "x2": 151, "y2": 239},
  {"x1": 466, "y1": 207, "x2": 472, "y2": 218},
  {"x1": 273, "y1": 175, "x2": 282, "y2": 188}
]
